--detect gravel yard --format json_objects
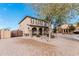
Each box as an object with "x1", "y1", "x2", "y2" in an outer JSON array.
[
  {"x1": 0, "y1": 38, "x2": 56, "y2": 56},
  {"x1": 0, "y1": 34, "x2": 79, "y2": 56}
]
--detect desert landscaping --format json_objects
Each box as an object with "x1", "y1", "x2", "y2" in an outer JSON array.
[
  {"x1": 0, "y1": 34, "x2": 79, "y2": 56},
  {"x1": 1, "y1": 3, "x2": 79, "y2": 56}
]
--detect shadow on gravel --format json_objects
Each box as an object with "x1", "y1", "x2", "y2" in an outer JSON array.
[
  {"x1": 16, "y1": 39, "x2": 55, "y2": 48},
  {"x1": 16, "y1": 39, "x2": 58, "y2": 56},
  {"x1": 63, "y1": 37, "x2": 79, "y2": 42}
]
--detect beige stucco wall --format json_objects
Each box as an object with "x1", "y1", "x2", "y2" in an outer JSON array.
[
  {"x1": 61, "y1": 24, "x2": 69, "y2": 29},
  {"x1": 19, "y1": 17, "x2": 31, "y2": 35},
  {"x1": 1, "y1": 29, "x2": 11, "y2": 39},
  {"x1": 19, "y1": 16, "x2": 49, "y2": 36}
]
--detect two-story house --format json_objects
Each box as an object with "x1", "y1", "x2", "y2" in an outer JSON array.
[{"x1": 19, "y1": 16, "x2": 49, "y2": 36}]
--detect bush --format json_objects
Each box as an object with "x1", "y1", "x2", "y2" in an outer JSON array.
[
  {"x1": 69, "y1": 25, "x2": 75, "y2": 32},
  {"x1": 47, "y1": 34, "x2": 55, "y2": 38},
  {"x1": 53, "y1": 28, "x2": 57, "y2": 33},
  {"x1": 36, "y1": 35, "x2": 40, "y2": 37},
  {"x1": 51, "y1": 35, "x2": 55, "y2": 38}
]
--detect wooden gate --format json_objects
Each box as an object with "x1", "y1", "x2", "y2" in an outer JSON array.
[{"x1": 11, "y1": 30, "x2": 23, "y2": 37}]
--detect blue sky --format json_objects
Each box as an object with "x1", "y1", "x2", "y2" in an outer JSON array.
[
  {"x1": 0, "y1": 3, "x2": 79, "y2": 30},
  {"x1": 0, "y1": 3, "x2": 37, "y2": 30}
]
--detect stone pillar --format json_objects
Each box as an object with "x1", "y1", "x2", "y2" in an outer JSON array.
[
  {"x1": 37, "y1": 27, "x2": 39, "y2": 35},
  {"x1": 68, "y1": 29, "x2": 69, "y2": 34},
  {"x1": 29, "y1": 27, "x2": 32, "y2": 37},
  {"x1": 42, "y1": 28, "x2": 44, "y2": 35},
  {"x1": 23, "y1": 31, "x2": 25, "y2": 36},
  {"x1": 63, "y1": 29, "x2": 64, "y2": 34}
]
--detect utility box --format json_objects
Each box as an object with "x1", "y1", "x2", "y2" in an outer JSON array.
[{"x1": 0, "y1": 29, "x2": 11, "y2": 39}]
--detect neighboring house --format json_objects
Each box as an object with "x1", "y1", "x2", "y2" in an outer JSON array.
[
  {"x1": 57, "y1": 24, "x2": 70, "y2": 34},
  {"x1": 74, "y1": 24, "x2": 79, "y2": 30},
  {"x1": 73, "y1": 24, "x2": 79, "y2": 34},
  {"x1": 0, "y1": 29, "x2": 11, "y2": 39},
  {"x1": 19, "y1": 16, "x2": 49, "y2": 36}
]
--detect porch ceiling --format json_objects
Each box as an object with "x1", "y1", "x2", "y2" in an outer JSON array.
[{"x1": 28, "y1": 24, "x2": 48, "y2": 28}]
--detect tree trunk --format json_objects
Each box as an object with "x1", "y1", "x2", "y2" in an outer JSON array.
[{"x1": 48, "y1": 22, "x2": 51, "y2": 40}]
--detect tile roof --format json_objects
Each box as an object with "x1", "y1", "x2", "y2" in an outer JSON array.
[{"x1": 18, "y1": 16, "x2": 48, "y2": 24}]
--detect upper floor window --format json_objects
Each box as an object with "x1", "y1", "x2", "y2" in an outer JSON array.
[
  {"x1": 41, "y1": 21, "x2": 43, "y2": 25},
  {"x1": 43, "y1": 22, "x2": 45, "y2": 26},
  {"x1": 45, "y1": 23, "x2": 47, "y2": 26},
  {"x1": 31, "y1": 19, "x2": 33, "y2": 24},
  {"x1": 38, "y1": 20, "x2": 40, "y2": 25},
  {"x1": 41, "y1": 21, "x2": 43, "y2": 24},
  {"x1": 34, "y1": 19, "x2": 37, "y2": 24},
  {"x1": 39, "y1": 21, "x2": 41, "y2": 25},
  {"x1": 32, "y1": 19, "x2": 34, "y2": 24},
  {"x1": 36, "y1": 20, "x2": 38, "y2": 24}
]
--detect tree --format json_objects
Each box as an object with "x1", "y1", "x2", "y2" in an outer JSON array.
[
  {"x1": 32, "y1": 3, "x2": 79, "y2": 40},
  {"x1": 76, "y1": 22, "x2": 79, "y2": 27},
  {"x1": 69, "y1": 24, "x2": 75, "y2": 32}
]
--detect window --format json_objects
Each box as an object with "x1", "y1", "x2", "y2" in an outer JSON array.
[
  {"x1": 41, "y1": 21, "x2": 43, "y2": 25},
  {"x1": 34, "y1": 19, "x2": 37, "y2": 25},
  {"x1": 43, "y1": 22, "x2": 45, "y2": 26},
  {"x1": 41, "y1": 21, "x2": 43, "y2": 26},
  {"x1": 32, "y1": 19, "x2": 34, "y2": 24},
  {"x1": 31, "y1": 19, "x2": 33, "y2": 24},
  {"x1": 36, "y1": 20, "x2": 38, "y2": 24},
  {"x1": 38, "y1": 21, "x2": 39, "y2": 25},
  {"x1": 39, "y1": 21, "x2": 41, "y2": 25}
]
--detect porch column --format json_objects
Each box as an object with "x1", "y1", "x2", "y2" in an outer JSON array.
[
  {"x1": 42, "y1": 28, "x2": 44, "y2": 35},
  {"x1": 23, "y1": 31, "x2": 25, "y2": 36},
  {"x1": 29, "y1": 27, "x2": 32, "y2": 37},
  {"x1": 63, "y1": 29, "x2": 64, "y2": 34},
  {"x1": 37, "y1": 27, "x2": 39, "y2": 35}
]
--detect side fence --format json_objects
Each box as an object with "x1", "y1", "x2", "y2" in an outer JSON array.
[{"x1": 11, "y1": 30, "x2": 23, "y2": 37}]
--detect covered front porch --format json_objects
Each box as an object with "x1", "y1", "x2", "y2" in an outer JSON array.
[{"x1": 29, "y1": 26, "x2": 49, "y2": 36}]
